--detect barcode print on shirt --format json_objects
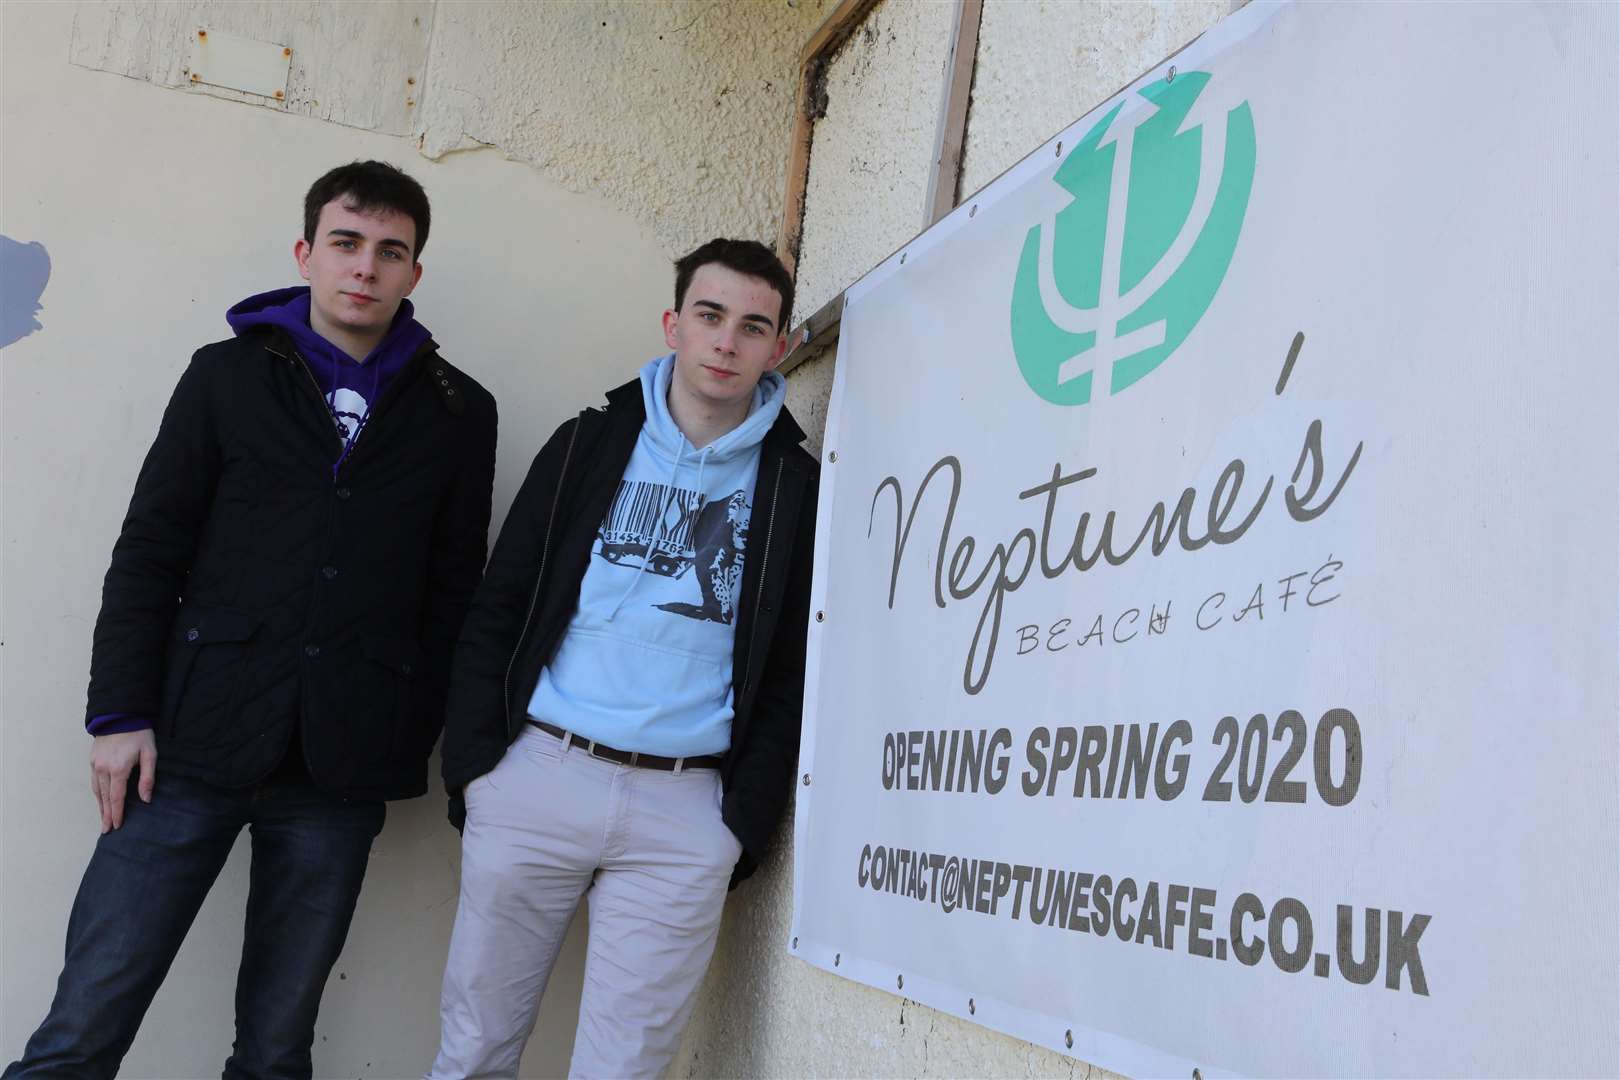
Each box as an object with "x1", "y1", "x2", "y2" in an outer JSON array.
[{"x1": 600, "y1": 480, "x2": 705, "y2": 552}]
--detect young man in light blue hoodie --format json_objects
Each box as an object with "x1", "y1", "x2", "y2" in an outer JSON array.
[{"x1": 431, "y1": 240, "x2": 820, "y2": 1078}]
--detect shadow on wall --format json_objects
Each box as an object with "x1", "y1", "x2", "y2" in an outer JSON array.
[{"x1": 1, "y1": 235, "x2": 51, "y2": 348}]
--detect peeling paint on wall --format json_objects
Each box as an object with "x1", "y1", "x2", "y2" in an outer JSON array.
[
  {"x1": 412, "y1": 0, "x2": 830, "y2": 257},
  {"x1": 69, "y1": 0, "x2": 433, "y2": 134},
  {"x1": 0, "y1": 236, "x2": 51, "y2": 349},
  {"x1": 67, "y1": 0, "x2": 828, "y2": 261}
]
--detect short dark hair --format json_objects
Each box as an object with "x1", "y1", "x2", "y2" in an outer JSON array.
[
  {"x1": 303, "y1": 161, "x2": 432, "y2": 260},
  {"x1": 673, "y1": 238, "x2": 795, "y2": 333}
]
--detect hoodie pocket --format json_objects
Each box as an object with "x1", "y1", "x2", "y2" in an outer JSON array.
[{"x1": 540, "y1": 627, "x2": 732, "y2": 748}]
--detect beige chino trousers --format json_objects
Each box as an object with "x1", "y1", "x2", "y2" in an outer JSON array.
[{"x1": 427, "y1": 724, "x2": 741, "y2": 1079}]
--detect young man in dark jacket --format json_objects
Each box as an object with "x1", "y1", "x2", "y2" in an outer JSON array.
[
  {"x1": 7, "y1": 161, "x2": 498, "y2": 1079},
  {"x1": 428, "y1": 239, "x2": 817, "y2": 1078}
]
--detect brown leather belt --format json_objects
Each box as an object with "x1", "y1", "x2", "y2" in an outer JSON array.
[{"x1": 526, "y1": 718, "x2": 723, "y2": 772}]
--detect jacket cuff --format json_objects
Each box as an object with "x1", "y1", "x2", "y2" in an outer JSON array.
[{"x1": 87, "y1": 713, "x2": 155, "y2": 736}]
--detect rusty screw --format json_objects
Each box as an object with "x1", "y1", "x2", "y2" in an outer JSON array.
[
  {"x1": 407, "y1": 76, "x2": 416, "y2": 86},
  {"x1": 190, "y1": 73, "x2": 200, "y2": 83},
  {"x1": 273, "y1": 90, "x2": 284, "y2": 99},
  {"x1": 197, "y1": 29, "x2": 206, "y2": 39}
]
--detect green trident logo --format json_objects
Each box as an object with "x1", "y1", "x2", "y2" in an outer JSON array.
[{"x1": 1010, "y1": 71, "x2": 1256, "y2": 405}]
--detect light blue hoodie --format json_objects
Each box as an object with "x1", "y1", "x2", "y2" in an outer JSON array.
[{"x1": 526, "y1": 354, "x2": 787, "y2": 756}]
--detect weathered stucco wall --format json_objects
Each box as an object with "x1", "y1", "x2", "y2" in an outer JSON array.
[
  {"x1": 415, "y1": 0, "x2": 830, "y2": 258},
  {"x1": 960, "y1": 0, "x2": 1230, "y2": 198},
  {"x1": 791, "y1": 0, "x2": 958, "y2": 321}
]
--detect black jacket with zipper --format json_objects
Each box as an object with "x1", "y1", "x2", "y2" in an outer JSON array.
[
  {"x1": 84, "y1": 326, "x2": 497, "y2": 802},
  {"x1": 440, "y1": 376, "x2": 819, "y2": 884}
]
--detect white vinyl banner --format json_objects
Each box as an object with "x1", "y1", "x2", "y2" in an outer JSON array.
[{"x1": 790, "y1": 2, "x2": 1619, "y2": 1077}]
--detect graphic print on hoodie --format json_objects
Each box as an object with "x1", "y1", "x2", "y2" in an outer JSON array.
[
  {"x1": 527, "y1": 354, "x2": 787, "y2": 757},
  {"x1": 599, "y1": 481, "x2": 749, "y2": 624}
]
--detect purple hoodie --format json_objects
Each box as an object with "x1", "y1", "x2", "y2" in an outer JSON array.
[
  {"x1": 86, "y1": 287, "x2": 434, "y2": 737},
  {"x1": 227, "y1": 286, "x2": 433, "y2": 477}
]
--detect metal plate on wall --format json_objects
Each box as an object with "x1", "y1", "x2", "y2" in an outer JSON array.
[{"x1": 184, "y1": 27, "x2": 289, "y2": 101}]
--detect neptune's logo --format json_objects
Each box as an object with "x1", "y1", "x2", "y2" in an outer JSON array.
[{"x1": 1010, "y1": 71, "x2": 1256, "y2": 405}]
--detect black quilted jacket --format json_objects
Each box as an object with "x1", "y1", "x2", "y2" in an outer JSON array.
[{"x1": 84, "y1": 327, "x2": 497, "y2": 802}]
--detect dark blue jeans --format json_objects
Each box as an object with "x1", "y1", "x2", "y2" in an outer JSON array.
[{"x1": 6, "y1": 772, "x2": 385, "y2": 1080}]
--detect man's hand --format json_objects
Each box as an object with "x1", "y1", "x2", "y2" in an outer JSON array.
[{"x1": 89, "y1": 729, "x2": 156, "y2": 832}]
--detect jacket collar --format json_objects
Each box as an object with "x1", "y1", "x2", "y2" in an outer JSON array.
[{"x1": 258, "y1": 325, "x2": 456, "y2": 412}]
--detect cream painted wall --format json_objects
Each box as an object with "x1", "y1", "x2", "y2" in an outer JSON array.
[{"x1": 0, "y1": 3, "x2": 675, "y2": 1075}]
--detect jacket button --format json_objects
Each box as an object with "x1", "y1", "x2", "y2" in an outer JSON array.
[
  {"x1": 321, "y1": 565, "x2": 338, "y2": 580},
  {"x1": 335, "y1": 487, "x2": 352, "y2": 500},
  {"x1": 304, "y1": 644, "x2": 321, "y2": 658},
  {"x1": 185, "y1": 628, "x2": 200, "y2": 642}
]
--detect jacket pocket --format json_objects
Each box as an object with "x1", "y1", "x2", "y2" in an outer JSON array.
[
  {"x1": 162, "y1": 602, "x2": 263, "y2": 743},
  {"x1": 361, "y1": 635, "x2": 425, "y2": 759}
]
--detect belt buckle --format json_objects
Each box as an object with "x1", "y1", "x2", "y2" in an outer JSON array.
[{"x1": 587, "y1": 739, "x2": 634, "y2": 767}]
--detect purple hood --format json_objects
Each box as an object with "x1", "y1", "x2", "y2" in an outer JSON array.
[{"x1": 226, "y1": 286, "x2": 432, "y2": 475}]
